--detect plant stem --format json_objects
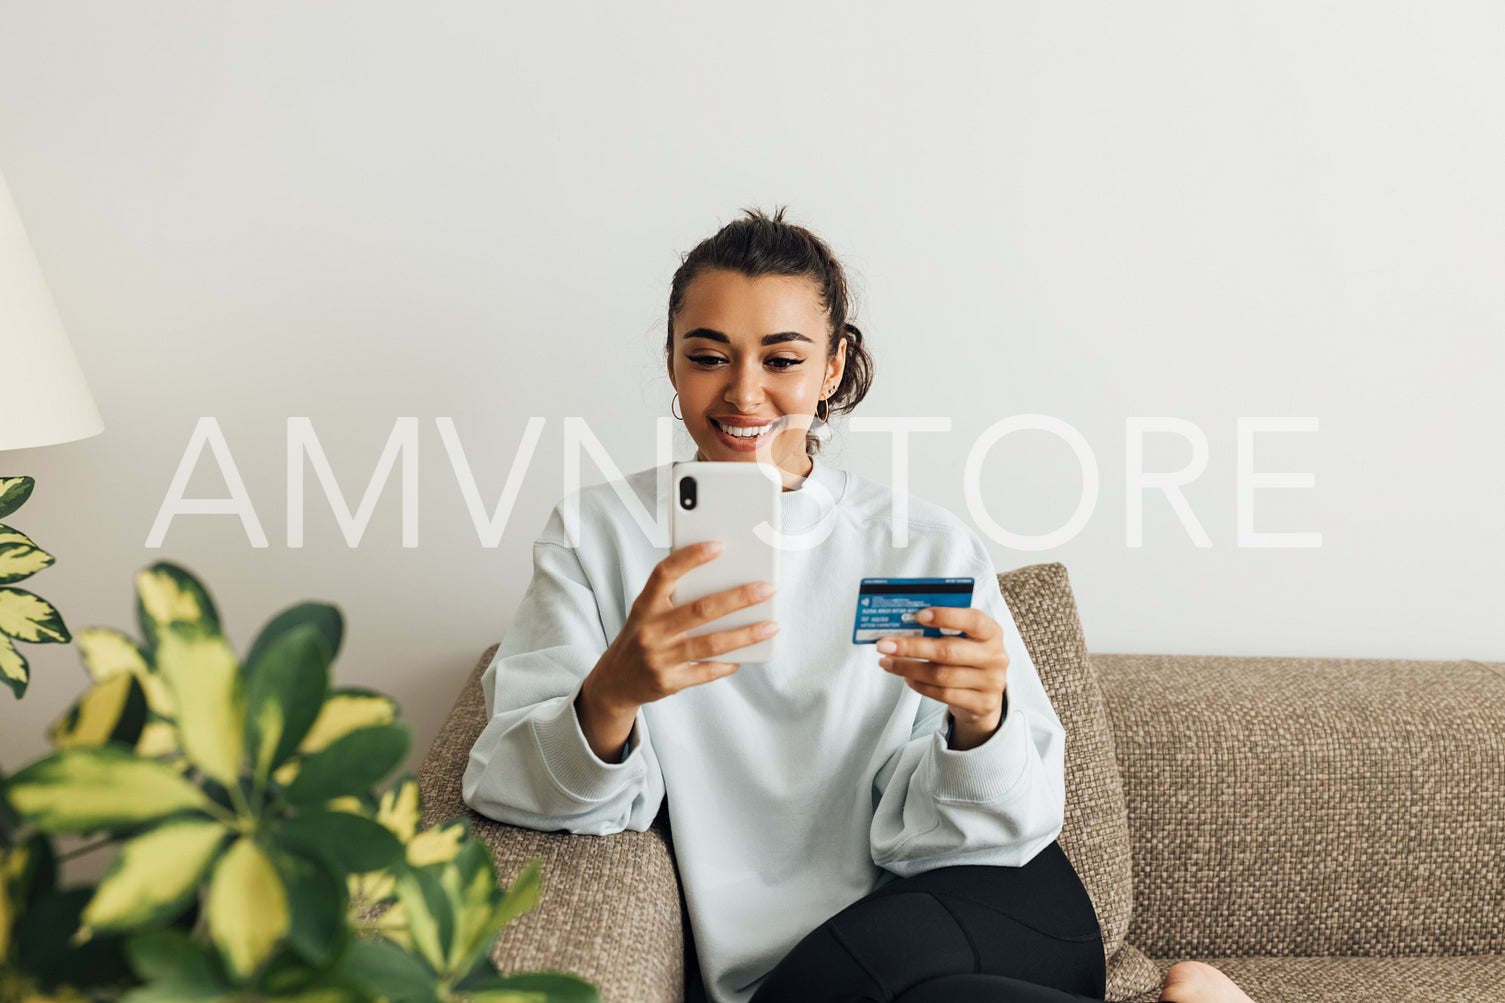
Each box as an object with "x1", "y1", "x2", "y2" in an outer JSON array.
[
  {"x1": 56, "y1": 835, "x2": 115, "y2": 861},
  {"x1": 226, "y1": 778, "x2": 256, "y2": 823}
]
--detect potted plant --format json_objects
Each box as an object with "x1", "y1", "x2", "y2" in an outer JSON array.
[{"x1": 0, "y1": 478, "x2": 598, "y2": 1002}]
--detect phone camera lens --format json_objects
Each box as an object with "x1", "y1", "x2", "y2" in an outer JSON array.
[{"x1": 679, "y1": 476, "x2": 697, "y2": 510}]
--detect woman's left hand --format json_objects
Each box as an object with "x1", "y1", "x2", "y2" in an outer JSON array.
[{"x1": 877, "y1": 607, "x2": 1010, "y2": 751}]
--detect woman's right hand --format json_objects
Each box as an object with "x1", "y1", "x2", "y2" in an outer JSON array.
[{"x1": 585, "y1": 540, "x2": 778, "y2": 716}]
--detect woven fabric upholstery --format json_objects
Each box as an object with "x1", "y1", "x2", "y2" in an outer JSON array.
[
  {"x1": 417, "y1": 646, "x2": 687, "y2": 1003},
  {"x1": 997, "y1": 564, "x2": 1163, "y2": 1002},
  {"x1": 1130, "y1": 955, "x2": 1505, "y2": 1003},
  {"x1": 1094, "y1": 653, "x2": 1505, "y2": 960}
]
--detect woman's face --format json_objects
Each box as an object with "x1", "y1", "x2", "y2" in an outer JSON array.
[{"x1": 669, "y1": 269, "x2": 846, "y2": 485}]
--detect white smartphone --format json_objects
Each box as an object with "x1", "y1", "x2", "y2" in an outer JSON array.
[{"x1": 669, "y1": 460, "x2": 781, "y2": 663}]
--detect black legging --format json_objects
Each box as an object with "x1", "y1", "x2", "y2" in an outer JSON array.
[{"x1": 741, "y1": 840, "x2": 1117, "y2": 1003}]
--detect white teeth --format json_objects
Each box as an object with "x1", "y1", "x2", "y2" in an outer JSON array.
[{"x1": 716, "y1": 420, "x2": 775, "y2": 438}]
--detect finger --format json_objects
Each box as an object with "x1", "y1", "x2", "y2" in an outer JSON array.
[
  {"x1": 880, "y1": 655, "x2": 987, "y2": 691},
  {"x1": 664, "y1": 578, "x2": 776, "y2": 635},
  {"x1": 681, "y1": 618, "x2": 780, "y2": 664},
  {"x1": 911, "y1": 605, "x2": 999, "y2": 642},
  {"x1": 902, "y1": 677, "x2": 996, "y2": 717},
  {"x1": 642, "y1": 540, "x2": 725, "y2": 606},
  {"x1": 875, "y1": 633, "x2": 979, "y2": 666},
  {"x1": 684, "y1": 659, "x2": 739, "y2": 688}
]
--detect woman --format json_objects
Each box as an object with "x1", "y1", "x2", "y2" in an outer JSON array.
[{"x1": 463, "y1": 208, "x2": 1253, "y2": 1003}]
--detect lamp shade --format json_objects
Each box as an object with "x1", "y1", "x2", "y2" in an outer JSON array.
[{"x1": 0, "y1": 168, "x2": 103, "y2": 452}]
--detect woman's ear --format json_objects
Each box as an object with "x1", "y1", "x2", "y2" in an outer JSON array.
[{"x1": 827, "y1": 336, "x2": 848, "y2": 389}]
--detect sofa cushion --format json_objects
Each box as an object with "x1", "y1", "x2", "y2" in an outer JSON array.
[
  {"x1": 1094, "y1": 653, "x2": 1505, "y2": 960},
  {"x1": 1124, "y1": 955, "x2": 1505, "y2": 1003},
  {"x1": 996, "y1": 563, "x2": 1162, "y2": 1002}
]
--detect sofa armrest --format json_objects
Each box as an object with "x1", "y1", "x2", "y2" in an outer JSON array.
[
  {"x1": 416, "y1": 645, "x2": 687, "y2": 1003},
  {"x1": 1092, "y1": 653, "x2": 1505, "y2": 960}
]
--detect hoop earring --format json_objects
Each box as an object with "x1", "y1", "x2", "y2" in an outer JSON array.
[
  {"x1": 816, "y1": 396, "x2": 830, "y2": 422},
  {"x1": 671, "y1": 393, "x2": 683, "y2": 421}
]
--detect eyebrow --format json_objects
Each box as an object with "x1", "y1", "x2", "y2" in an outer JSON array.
[{"x1": 682, "y1": 328, "x2": 814, "y2": 346}]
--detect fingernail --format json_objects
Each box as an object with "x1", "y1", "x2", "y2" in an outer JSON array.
[
  {"x1": 754, "y1": 582, "x2": 776, "y2": 599},
  {"x1": 703, "y1": 541, "x2": 723, "y2": 556},
  {"x1": 759, "y1": 621, "x2": 780, "y2": 637},
  {"x1": 876, "y1": 640, "x2": 897, "y2": 654},
  {"x1": 917, "y1": 609, "x2": 934, "y2": 623},
  {"x1": 879, "y1": 657, "x2": 893, "y2": 670}
]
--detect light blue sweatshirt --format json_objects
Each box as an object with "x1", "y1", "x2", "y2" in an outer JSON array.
[{"x1": 462, "y1": 455, "x2": 1066, "y2": 1003}]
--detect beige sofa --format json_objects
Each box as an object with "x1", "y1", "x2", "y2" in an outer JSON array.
[{"x1": 416, "y1": 562, "x2": 1505, "y2": 1003}]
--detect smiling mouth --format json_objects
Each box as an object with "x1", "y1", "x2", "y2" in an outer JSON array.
[{"x1": 713, "y1": 418, "x2": 779, "y2": 438}]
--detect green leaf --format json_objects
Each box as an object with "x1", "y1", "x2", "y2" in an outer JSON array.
[
  {"x1": 269, "y1": 848, "x2": 344, "y2": 969},
  {"x1": 156, "y1": 622, "x2": 245, "y2": 787},
  {"x1": 0, "y1": 766, "x2": 21, "y2": 846},
  {"x1": 7, "y1": 746, "x2": 216, "y2": 833},
  {"x1": 0, "y1": 478, "x2": 34, "y2": 519},
  {"x1": 14, "y1": 886, "x2": 134, "y2": 991},
  {"x1": 449, "y1": 852, "x2": 542, "y2": 980},
  {"x1": 297, "y1": 689, "x2": 399, "y2": 754},
  {"x1": 0, "y1": 832, "x2": 54, "y2": 957},
  {"x1": 341, "y1": 937, "x2": 442, "y2": 1003},
  {"x1": 50, "y1": 671, "x2": 149, "y2": 750},
  {"x1": 0, "y1": 586, "x2": 70, "y2": 643},
  {"x1": 125, "y1": 927, "x2": 230, "y2": 990},
  {"x1": 207, "y1": 836, "x2": 290, "y2": 982},
  {"x1": 243, "y1": 602, "x2": 344, "y2": 679},
  {"x1": 0, "y1": 631, "x2": 29, "y2": 699},
  {"x1": 395, "y1": 865, "x2": 451, "y2": 973},
  {"x1": 270, "y1": 809, "x2": 404, "y2": 876},
  {"x1": 0, "y1": 525, "x2": 55, "y2": 584},
  {"x1": 283, "y1": 724, "x2": 411, "y2": 806},
  {"x1": 135, "y1": 562, "x2": 222, "y2": 658},
  {"x1": 77, "y1": 625, "x2": 151, "y2": 679},
  {"x1": 491, "y1": 858, "x2": 542, "y2": 935},
  {"x1": 245, "y1": 622, "x2": 331, "y2": 783},
  {"x1": 82, "y1": 817, "x2": 230, "y2": 933},
  {"x1": 464, "y1": 972, "x2": 599, "y2": 1003}
]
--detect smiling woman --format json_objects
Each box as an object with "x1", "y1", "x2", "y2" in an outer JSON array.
[{"x1": 461, "y1": 208, "x2": 1251, "y2": 1003}]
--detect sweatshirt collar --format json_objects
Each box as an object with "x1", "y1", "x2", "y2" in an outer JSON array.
[{"x1": 781, "y1": 454, "x2": 845, "y2": 533}]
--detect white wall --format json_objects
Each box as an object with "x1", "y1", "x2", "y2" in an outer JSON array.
[{"x1": 3, "y1": 1, "x2": 1501, "y2": 777}]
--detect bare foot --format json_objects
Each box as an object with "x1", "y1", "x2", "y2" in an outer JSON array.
[{"x1": 1158, "y1": 961, "x2": 1255, "y2": 1003}]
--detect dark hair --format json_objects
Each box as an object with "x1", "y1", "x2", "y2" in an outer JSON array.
[{"x1": 666, "y1": 206, "x2": 875, "y2": 456}]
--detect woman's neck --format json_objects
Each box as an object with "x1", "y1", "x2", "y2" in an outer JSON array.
[{"x1": 692, "y1": 449, "x2": 814, "y2": 491}]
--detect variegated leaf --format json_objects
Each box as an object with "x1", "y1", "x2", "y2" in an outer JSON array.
[
  {"x1": 155, "y1": 623, "x2": 245, "y2": 787},
  {"x1": 6, "y1": 745, "x2": 215, "y2": 833},
  {"x1": 0, "y1": 478, "x2": 34, "y2": 519},
  {"x1": 244, "y1": 622, "x2": 330, "y2": 783},
  {"x1": 49, "y1": 671, "x2": 147, "y2": 750},
  {"x1": 0, "y1": 632, "x2": 28, "y2": 699},
  {"x1": 76, "y1": 626, "x2": 149, "y2": 681},
  {"x1": 298, "y1": 689, "x2": 398, "y2": 754},
  {"x1": 395, "y1": 866, "x2": 450, "y2": 973},
  {"x1": 82, "y1": 816, "x2": 229, "y2": 932},
  {"x1": 206, "y1": 836, "x2": 289, "y2": 982},
  {"x1": 77, "y1": 626, "x2": 177, "y2": 717},
  {"x1": 444, "y1": 841, "x2": 507, "y2": 974},
  {"x1": 134, "y1": 562, "x2": 221, "y2": 657},
  {"x1": 375, "y1": 776, "x2": 421, "y2": 843},
  {"x1": 0, "y1": 525, "x2": 54, "y2": 584},
  {"x1": 0, "y1": 587, "x2": 70, "y2": 644},
  {"x1": 282, "y1": 724, "x2": 409, "y2": 805},
  {"x1": 407, "y1": 818, "x2": 468, "y2": 868}
]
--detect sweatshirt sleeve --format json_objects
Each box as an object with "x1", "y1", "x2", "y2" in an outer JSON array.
[
  {"x1": 868, "y1": 554, "x2": 1066, "y2": 876},
  {"x1": 461, "y1": 510, "x2": 665, "y2": 836}
]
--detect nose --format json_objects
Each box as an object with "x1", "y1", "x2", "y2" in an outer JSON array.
[{"x1": 723, "y1": 360, "x2": 764, "y2": 412}]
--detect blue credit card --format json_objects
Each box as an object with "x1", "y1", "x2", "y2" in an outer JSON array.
[{"x1": 853, "y1": 577, "x2": 975, "y2": 643}]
